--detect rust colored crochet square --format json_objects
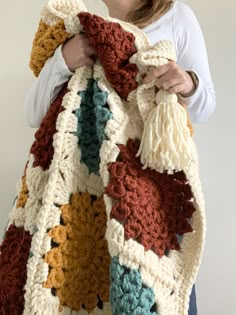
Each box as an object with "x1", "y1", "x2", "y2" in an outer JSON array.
[
  {"x1": 106, "y1": 139, "x2": 196, "y2": 257},
  {"x1": 30, "y1": 85, "x2": 68, "y2": 171},
  {"x1": 79, "y1": 12, "x2": 138, "y2": 99},
  {"x1": 0, "y1": 225, "x2": 32, "y2": 314}
]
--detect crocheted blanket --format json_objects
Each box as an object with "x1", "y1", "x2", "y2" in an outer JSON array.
[{"x1": 0, "y1": 1, "x2": 206, "y2": 314}]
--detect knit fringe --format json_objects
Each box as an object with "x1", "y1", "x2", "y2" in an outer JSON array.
[{"x1": 136, "y1": 90, "x2": 196, "y2": 173}]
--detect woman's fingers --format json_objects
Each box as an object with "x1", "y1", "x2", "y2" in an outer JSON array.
[
  {"x1": 168, "y1": 84, "x2": 185, "y2": 94},
  {"x1": 62, "y1": 34, "x2": 97, "y2": 72},
  {"x1": 83, "y1": 56, "x2": 96, "y2": 67},
  {"x1": 157, "y1": 77, "x2": 184, "y2": 90},
  {"x1": 142, "y1": 63, "x2": 171, "y2": 84},
  {"x1": 141, "y1": 62, "x2": 194, "y2": 95},
  {"x1": 84, "y1": 45, "x2": 97, "y2": 57}
]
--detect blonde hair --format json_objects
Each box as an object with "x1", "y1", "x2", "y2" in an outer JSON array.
[{"x1": 126, "y1": 0, "x2": 174, "y2": 28}]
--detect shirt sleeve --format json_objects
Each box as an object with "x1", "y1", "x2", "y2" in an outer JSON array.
[
  {"x1": 24, "y1": 44, "x2": 73, "y2": 128},
  {"x1": 173, "y1": 2, "x2": 216, "y2": 124}
]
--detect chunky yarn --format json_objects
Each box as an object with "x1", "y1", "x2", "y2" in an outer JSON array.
[
  {"x1": 106, "y1": 139, "x2": 195, "y2": 257},
  {"x1": 110, "y1": 257, "x2": 159, "y2": 315},
  {"x1": 0, "y1": 225, "x2": 32, "y2": 314},
  {"x1": 43, "y1": 192, "x2": 110, "y2": 312},
  {"x1": 73, "y1": 79, "x2": 112, "y2": 174},
  {"x1": 78, "y1": 12, "x2": 138, "y2": 99},
  {"x1": 29, "y1": 19, "x2": 70, "y2": 77},
  {"x1": 30, "y1": 85, "x2": 68, "y2": 170},
  {"x1": 0, "y1": 1, "x2": 206, "y2": 315}
]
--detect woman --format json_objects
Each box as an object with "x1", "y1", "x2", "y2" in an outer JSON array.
[
  {"x1": 24, "y1": 1, "x2": 215, "y2": 314},
  {"x1": 25, "y1": 0, "x2": 215, "y2": 129}
]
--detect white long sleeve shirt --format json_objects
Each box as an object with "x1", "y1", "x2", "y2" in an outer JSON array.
[{"x1": 24, "y1": 1, "x2": 216, "y2": 128}]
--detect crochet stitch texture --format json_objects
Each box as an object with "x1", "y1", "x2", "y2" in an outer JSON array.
[{"x1": 0, "y1": 1, "x2": 206, "y2": 314}]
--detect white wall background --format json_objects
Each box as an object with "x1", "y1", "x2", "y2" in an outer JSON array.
[{"x1": 0, "y1": 0, "x2": 235, "y2": 314}]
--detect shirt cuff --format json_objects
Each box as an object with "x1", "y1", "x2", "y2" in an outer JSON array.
[
  {"x1": 54, "y1": 44, "x2": 74, "y2": 77},
  {"x1": 178, "y1": 70, "x2": 202, "y2": 108}
]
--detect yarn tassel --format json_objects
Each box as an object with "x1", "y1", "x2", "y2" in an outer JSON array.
[{"x1": 136, "y1": 90, "x2": 196, "y2": 173}]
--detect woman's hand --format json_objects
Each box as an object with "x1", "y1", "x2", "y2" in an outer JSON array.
[
  {"x1": 142, "y1": 62, "x2": 196, "y2": 96},
  {"x1": 62, "y1": 34, "x2": 97, "y2": 72}
]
